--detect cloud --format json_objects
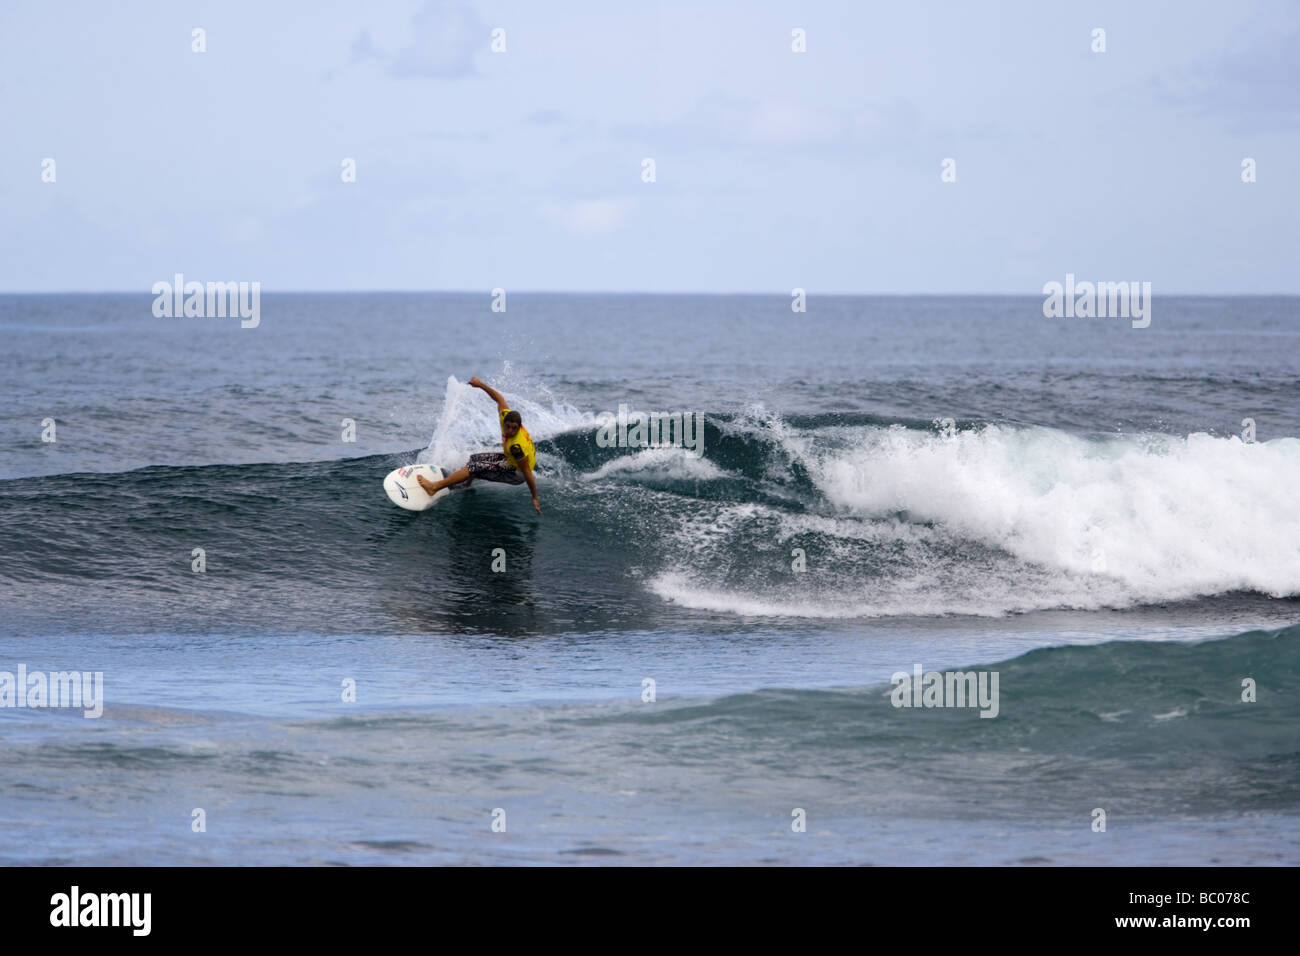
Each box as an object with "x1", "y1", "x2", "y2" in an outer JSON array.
[
  {"x1": 540, "y1": 199, "x2": 632, "y2": 235},
  {"x1": 609, "y1": 93, "x2": 960, "y2": 157},
  {"x1": 524, "y1": 110, "x2": 567, "y2": 126},
  {"x1": 1152, "y1": 28, "x2": 1300, "y2": 131},
  {"x1": 741, "y1": 100, "x2": 841, "y2": 145},
  {"x1": 351, "y1": 1, "x2": 486, "y2": 79},
  {"x1": 645, "y1": 94, "x2": 844, "y2": 148}
]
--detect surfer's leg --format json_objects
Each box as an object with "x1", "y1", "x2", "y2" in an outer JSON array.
[
  {"x1": 467, "y1": 453, "x2": 526, "y2": 485},
  {"x1": 421, "y1": 453, "x2": 515, "y2": 494},
  {"x1": 417, "y1": 466, "x2": 470, "y2": 494}
]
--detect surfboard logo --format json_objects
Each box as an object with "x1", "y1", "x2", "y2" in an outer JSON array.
[{"x1": 396, "y1": 483, "x2": 409, "y2": 500}]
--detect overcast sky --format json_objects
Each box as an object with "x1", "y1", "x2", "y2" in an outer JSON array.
[{"x1": 1, "y1": 0, "x2": 1296, "y2": 293}]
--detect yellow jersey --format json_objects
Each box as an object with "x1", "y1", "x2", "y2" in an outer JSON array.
[{"x1": 499, "y1": 408, "x2": 536, "y2": 471}]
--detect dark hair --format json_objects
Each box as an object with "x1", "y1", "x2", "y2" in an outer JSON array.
[{"x1": 504, "y1": 410, "x2": 522, "y2": 426}]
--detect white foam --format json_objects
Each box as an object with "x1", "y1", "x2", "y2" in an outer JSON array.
[
  {"x1": 646, "y1": 421, "x2": 1300, "y2": 619},
  {"x1": 582, "y1": 447, "x2": 726, "y2": 483},
  {"x1": 649, "y1": 572, "x2": 872, "y2": 618},
  {"x1": 648, "y1": 562, "x2": 1133, "y2": 620},
  {"x1": 817, "y1": 424, "x2": 1300, "y2": 601},
  {"x1": 418, "y1": 373, "x2": 594, "y2": 469}
]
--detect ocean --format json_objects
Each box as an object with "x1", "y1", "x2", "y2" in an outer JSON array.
[{"x1": 1, "y1": 292, "x2": 1298, "y2": 865}]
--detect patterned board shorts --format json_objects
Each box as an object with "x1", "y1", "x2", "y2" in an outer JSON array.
[{"x1": 465, "y1": 452, "x2": 525, "y2": 485}]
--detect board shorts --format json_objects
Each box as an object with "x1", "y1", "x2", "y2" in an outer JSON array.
[{"x1": 465, "y1": 452, "x2": 525, "y2": 485}]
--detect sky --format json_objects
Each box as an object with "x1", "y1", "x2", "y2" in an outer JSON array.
[{"x1": 1, "y1": 0, "x2": 1297, "y2": 293}]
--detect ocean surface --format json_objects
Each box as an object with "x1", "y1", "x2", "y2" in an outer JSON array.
[{"x1": 1, "y1": 293, "x2": 1298, "y2": 865}]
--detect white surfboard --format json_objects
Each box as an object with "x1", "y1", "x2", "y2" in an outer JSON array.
[{"x1": 384, "y1": 464, "x2": 453, "y2": 511}]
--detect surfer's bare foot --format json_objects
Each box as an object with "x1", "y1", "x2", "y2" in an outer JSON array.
[{"x1": 416, "y1": 474, "x2": 440, "y2": 495}]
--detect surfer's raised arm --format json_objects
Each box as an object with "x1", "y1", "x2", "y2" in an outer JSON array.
[
  {"x1": 469, "y1": 376, "x2": 509, "y2": 411},
  {"x1": 407, "y1": 375, "x2": 540, "y2": 514}
]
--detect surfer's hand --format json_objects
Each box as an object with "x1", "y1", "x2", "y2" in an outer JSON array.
[
  {"x1": 533, "y1": 495, "x2": 541, "y2": 514},
  {"x1": 468, "y1": 376, "x2": 484, "y2": 389}
]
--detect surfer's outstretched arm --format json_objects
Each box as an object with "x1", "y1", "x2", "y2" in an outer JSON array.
[
  {"x1": 519, "y1": 462, "x2": 540, "y2": 514},
  {"x1": 468, "y1": 376, "x2": 509, "y2": 411}
]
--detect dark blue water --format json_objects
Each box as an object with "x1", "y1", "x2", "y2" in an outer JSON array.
[{"x1": 2, "y1": 293, "x2": 1298, "y2": 864}]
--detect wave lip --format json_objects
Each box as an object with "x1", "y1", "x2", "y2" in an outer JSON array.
[{"x1": 815, "y1": 424, "x2": 1300, "y2": 602}]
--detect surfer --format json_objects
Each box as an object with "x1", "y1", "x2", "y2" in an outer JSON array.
[{"x1": 416, "y1": 377, "x2": 541, "y2": 514}]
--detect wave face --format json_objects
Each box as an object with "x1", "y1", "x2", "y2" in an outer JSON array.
[{"x1": 2, "y1": 389, "x2": 1297, "y2": 636}]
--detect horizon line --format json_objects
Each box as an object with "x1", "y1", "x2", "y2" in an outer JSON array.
[{"x1": 2, "y1": 289, "x2": 1298, "y2": 297}]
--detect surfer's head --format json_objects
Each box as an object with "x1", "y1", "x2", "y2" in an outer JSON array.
[{"x1": 503, "y1": 410, "x2": 522, "y2": 438}]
